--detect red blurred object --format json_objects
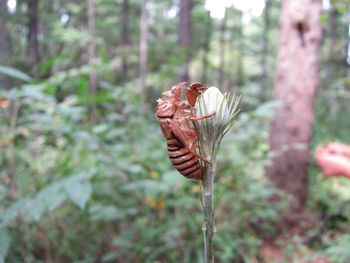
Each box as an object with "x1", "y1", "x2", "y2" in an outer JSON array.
[
  {"x1": 1, "y1": 176, "x2": 10, "y2": 185},
  {"x1": 0, "y1": 98, "x2": 10, "y2": 108},
  {"x1": 315, "y1": 143, "x2": 350, "y2": 178}
]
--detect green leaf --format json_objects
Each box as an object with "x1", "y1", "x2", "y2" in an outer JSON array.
[
  {"x1": 89, "y1": 205, "x2": 125, "y2": 222},
  {"x1": 0, "y1": 198, "x2": 30, "y2": 225},
  {"x1": 0, "y1": 229, "x2": 11, "y2": 263},
  {"x1": 162, "y1": 171, "x2": 186, "y2": 188},
  {"x1": 122, "y1": 180, "x2": 170, "y2": 194},
  {"x1": 28, "y1": 198, "x2": 46, "y2": 221},
  {"x1": 0, "y1": 65, "x2": 32, "y2": 82},
  {"x1": 35, "y1": 181, "x2": 67, "y2": 212},
  {"x1": 253, "y1": 101, "x2": 277, "y2": 119},
  {"x1": 46, "y1": 191, "x2": 67, "y2": 211},
  {"x1": 66, "y1": 181, "x2": 92, "y2": 209}
]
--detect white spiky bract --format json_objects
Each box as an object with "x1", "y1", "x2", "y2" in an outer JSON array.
[{"x1": 195, "y1": 86, "x2": 241, "y2": 160}]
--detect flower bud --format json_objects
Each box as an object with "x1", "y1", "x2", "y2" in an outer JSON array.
[
  {"x1": 195, "y1": 87, "x2": 230, "y2": 125},
  {"x1": 194, "y1": 86, "x2": 240, "y2": 160}
]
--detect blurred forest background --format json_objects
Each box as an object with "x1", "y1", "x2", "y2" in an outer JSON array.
[{"x1": 1, "y1": 0, "x2": 350, "y2": 262}]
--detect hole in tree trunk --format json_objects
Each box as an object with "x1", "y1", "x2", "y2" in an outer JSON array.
[{"x1": 296, "y1": 22, "x2": 307, "y2": 47}]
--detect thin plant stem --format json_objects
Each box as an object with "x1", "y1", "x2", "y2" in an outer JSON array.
[{"x1": 201, "y1": 159, "x2": 216, "y2": 263}]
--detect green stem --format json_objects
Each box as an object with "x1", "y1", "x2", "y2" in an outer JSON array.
[{"x1": 201, "y1": 161, "x2": 216, "y2": 263}]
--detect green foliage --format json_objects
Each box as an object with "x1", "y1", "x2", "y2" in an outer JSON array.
[
  {"x1": 0, "y1": 229, "x2": 11, "y2": 263},
  {"x1": 325, "y1": 234, "x2": 350, "y2": 263},
  {"x1": 0, "y1": 66, "x2": 32, "y2": 82},
  {"x1": 0, "y1": 65, "x2": 284, "y2": 261},
  {"x1": 1, "y1": 0, "x2": 350, "y2": 261}
]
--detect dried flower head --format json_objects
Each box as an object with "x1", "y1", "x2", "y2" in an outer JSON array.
[{"x1": 194, "y1": 87, "x2": 240, "y2": 160}]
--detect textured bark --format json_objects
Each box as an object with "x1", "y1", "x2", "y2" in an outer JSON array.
[
  {"x1": 0, "y1": 0, "x2": 10, "y2": 61},
  {"x1": 7, "y1": 103, "x2": 21, "y2": 200},
  {"x1": 323, "y1": 6, "x2": 339, "y2": 112},
  {"x1": 236, "y1": 10, "x2": 244, "y2": 86},
  {"x1": 177, "y1": 0, "x2": 193, "y2": 82},
  {"x1": 328, "y1": 7, "x2": 338, "y2": 60},
  {"x1": 218, "y1": 8, "x2": 227, "y2": 90},
  {"x1": 121, "y1": 0, "x2": 129, "y2": 78},
  {"x1": 139, "y1": 0, "x2": 148, "y2": 93},
  {"x1": 261, "y1": 0, "x2": 270, "y2": 92},
  {"x1": 201, "y1": 11, "x2": 211, "y2": 84},
  {"x1": 88, "y1": 0, "x2": 97, "y2": 123},
  {"x1": 266, "y1": 0, "x2": 323, "y2": 207},
  {"x1": 27, "y1": 0, "x2": 40, "y2": 66},
  {"x1": 0, "y1": 0, "x2": 11, "y2": 88}
]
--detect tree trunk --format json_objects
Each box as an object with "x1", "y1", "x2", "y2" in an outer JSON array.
[
  {"x1": 218, "y1": 8, "x2": 227, "y2": 90},
  {"x1": 0, "y1": 0, "x2": 11, "y2": 89},
  {"x1": 177, "y1": 0, "x2": 193, "y2": 82},
  {"x1": 261, "y1": 0, "x2": 270, "y2": 94},
  {"x1": 7, "y1": 102, "x2": 21, "y2": 200},
  {"x1": 236, "y1": 10, "x2": 244, "y2": 86},
  {"x1": 266, "y1": 0, "x2": 323, "y2": 208},
  {"x1": 227, "y1": 9, "x2": 243, "y2": 92},
  {"x1": 27, "y1": 0, "x2": 40, "y2": 66},
  {"x1": 88, "y1": 0, "x2": 97, "y2": 123},
  {"x1": 345, "y1": 6, "x2": 350, "y2": 80},
  {"x1": 328, "y1": 7, "x2": 337, "y2": 60},
  {"x1": 121, "y1": 0, "x2": 129, "y2": 79},
  {"x1": 0, "y1": 0, "x2": 10, "y2": 61},
  {"x1": 139, "y1": 0, "x2": 148, "y2": 94},
  {"x1": 201, "y1": 11, "x2": 212, "y2": 84},
  {"x1": 323, "y1": 6, "x2": 340, "y2": 114}
]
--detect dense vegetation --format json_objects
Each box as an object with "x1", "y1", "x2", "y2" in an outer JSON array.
[{"x1": 1, "y1": 0, "x2": 350, "y2": 262}]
